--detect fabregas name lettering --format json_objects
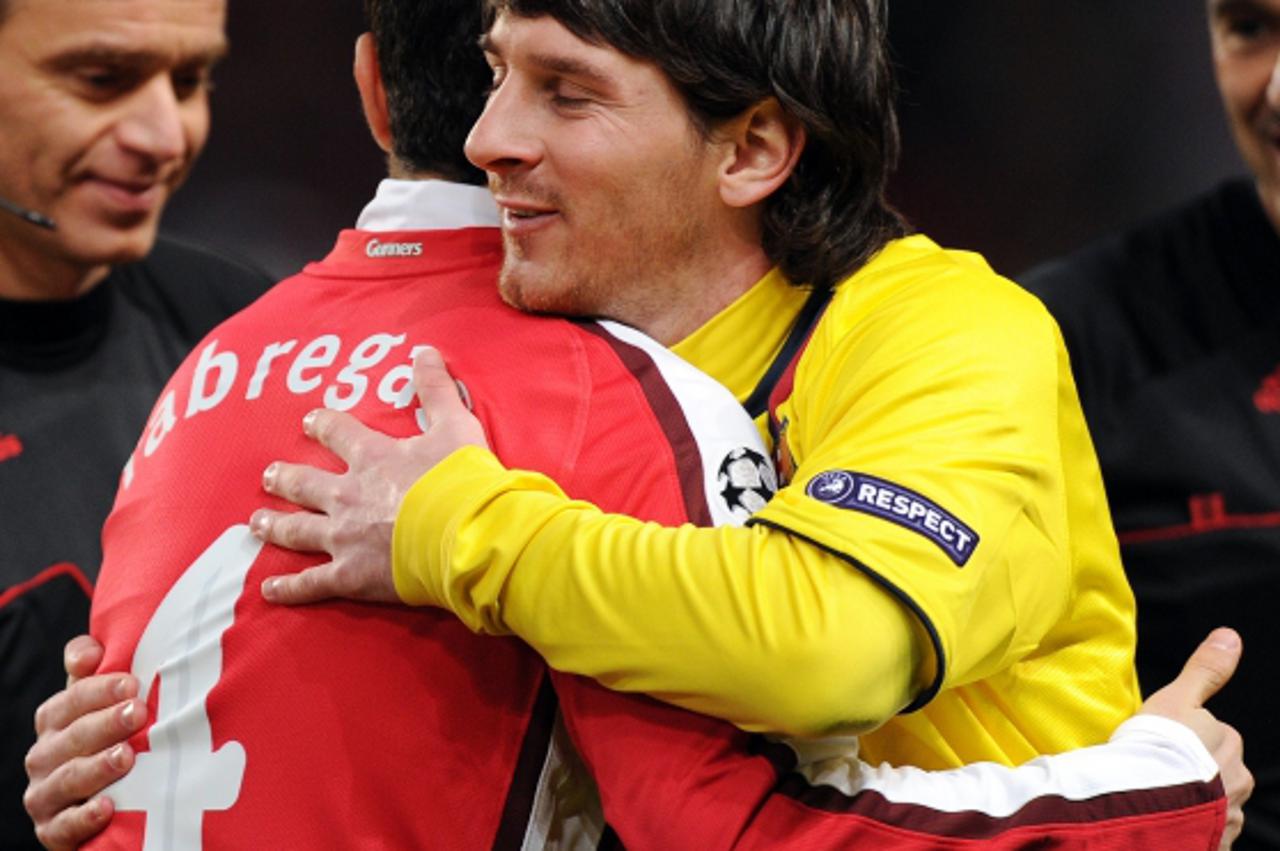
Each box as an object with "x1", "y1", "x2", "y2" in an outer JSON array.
[{"x1": 132, "y1": 331, "x2": 429, "y2": 471}]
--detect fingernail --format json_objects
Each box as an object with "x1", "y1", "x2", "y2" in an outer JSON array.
[
  {"x1": 455, "y1": 379, "x2": 474, "y2": 411},
  {"x1": 90, "y1": 796, "x2": 109, "y2": 820},
  {"x1": 303, "y1": 409, "x2": 319, "y2": 435},
  {"x1": 121, "y1": 701, "x2": 139, "y2": 729},
  {"x1": 107, "y1": 744, "x2": 128, "y2": 770},
  {"x1": 250, "y1": 511, "x2": 270, "y2": 539},
  {"x1": 1209, "y1": 629, "x2": 1241, "y2": 651},
  {"x1": 262, "y1": 577, "x2": 278, "y2": 599},
  {"x1": 113, "y1": 676, "x2": 131, "y2": 701},
  {"x1": 262, "y1": 463, "x2": 279, "y2": 489}
]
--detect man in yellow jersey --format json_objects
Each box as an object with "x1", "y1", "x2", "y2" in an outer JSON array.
[{"x1": 254, "y1": 0, "x2": 1139, "y2": 772}]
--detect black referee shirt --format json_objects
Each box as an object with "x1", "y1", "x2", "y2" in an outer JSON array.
[{"x1": 0, "y1": 236, "x2": 271, "y2": 849}]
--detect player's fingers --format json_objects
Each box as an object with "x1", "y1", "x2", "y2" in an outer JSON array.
[
  {"x1": 28, "y1": 699, "x2": 145, "y2": 778},
  {"x1": 34, "y1": 675, "x2": 137, "y2": 736},
  {"x1": 249, "y1": 508, "x2": 332, "y2": 555},
  {"x1": 24, "y1": 740, "x2": 133, "y2": 824},
  {"x1": 30, "y1": 794, "x2": 114, "y2": 851},
  {"x1": 412, "y1": 347, "x2": 468, "y2": 430},
  {"x1": 63, "y1": 635, "x2": 104, "y2": 684},
  {"x1": 1221, "y1": 746, "x2": 1251, "y2": 851},
  {"x1": 303, "y1": 407, "x2": 383, "y2": 466},
  {"x1": 1141, "y1": 628, "x2": 1241, "y2": 719},
  {"x1": 260, "y1": 562, "x2": 343, "y2": 605},
  {"x1": 261, "y1": 462, "x2": 344, "y2": 513},
  {"x1": 1222, "y1": 807, "x2": 1245, "y2": 851},
  {"x1": 1217, "y1": 723, "x2": 1252, "y2": 799},
  {"x1": 1172, "y1": 628, "x2": 1242, "y2": 708}
]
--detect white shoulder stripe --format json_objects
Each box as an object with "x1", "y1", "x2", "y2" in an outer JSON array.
[{"x1": 596, "y1": 321, "x2": 769, "y2": 529}]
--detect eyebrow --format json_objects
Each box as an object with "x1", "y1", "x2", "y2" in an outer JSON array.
[
  {"x1": 478, "y1": 33, "x2": 615, "y2": 90},
  {"x1": 1209, "y1": 0, "x2": 1273, "y2": 18},
  {"x1": 45, "y1": 41, "x2": 229, "y2": 72}
]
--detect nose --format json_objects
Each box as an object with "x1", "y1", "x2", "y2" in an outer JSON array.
[
  {"x1": 115, "y1": 75, "x2": 190, "y2": 164},
  {"x1": 464, "y1": 81, "x2": 542, "y2": 177}
]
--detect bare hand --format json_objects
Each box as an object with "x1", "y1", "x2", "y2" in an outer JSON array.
[
  {"x1": 1139, "y1": 627, "x2": 1251, "y2": 849},
  {"x1": 24, "y1": 635, "x2": 147, "y2": 850},
  {"x1": 255, "y1": 347, "x2": 487, "y2": 605}
]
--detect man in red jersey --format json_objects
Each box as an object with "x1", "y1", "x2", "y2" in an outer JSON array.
[{"x1": 24, "y1": 0, "x2": 1249, "y2": 849}]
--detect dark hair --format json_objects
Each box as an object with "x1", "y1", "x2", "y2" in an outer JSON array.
[
  {"x1": 363, "y1": 0, "x2": 491, "y2": 185},
  {"x1": 483, "y1": 0, "x2": 906, "y2": 289}
]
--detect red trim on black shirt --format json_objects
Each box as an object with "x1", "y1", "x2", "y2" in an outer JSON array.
[{"x1": 0, "y1": 562, "x2": 92, "y2": 608}]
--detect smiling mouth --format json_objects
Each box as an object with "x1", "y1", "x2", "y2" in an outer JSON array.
[
  {"x1": 501, "y1": 207, "x2": 559, "y2": 233},
  {"x1": 84, "y1": 177, "x2": 165, "y2": 215}
]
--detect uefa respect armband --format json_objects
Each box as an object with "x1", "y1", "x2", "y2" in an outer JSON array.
[{"x1": 806, "y1": 470, "x2": 979, "y2": 566}]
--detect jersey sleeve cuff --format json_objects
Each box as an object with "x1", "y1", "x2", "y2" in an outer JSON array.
[
  {"x1": 392, "y1": 445, "x2": 574, "y2": 636},
  {"x1": 1110, "y1": 714, "x2": 1221, "y2": 781},
  {"x1": 392, "y1": 445, "x2": 508, "y2": 609}
]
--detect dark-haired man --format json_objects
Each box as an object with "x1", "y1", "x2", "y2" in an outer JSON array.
[
  {"x1": 1021, "y1": 1, "x2": 1280, "y2": 845},
  {"x1": 260, "y1": 0, "x2": 1141, "y2": 776},
  {"x1": 24, "y1": 0, "x2": 1249, "y2": 848},
  {"x1": 0, "y1": 0, "x2": 269, "y2": 844}
]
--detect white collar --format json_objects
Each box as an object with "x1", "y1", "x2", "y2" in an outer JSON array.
[{"x1": 355, "y1": 179, "x2": 500, "y2": 232}]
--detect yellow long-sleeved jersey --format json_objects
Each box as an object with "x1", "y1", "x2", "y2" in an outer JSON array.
[{"x1": 393, "y1": 235, "x2": 1140, "y2": 767}]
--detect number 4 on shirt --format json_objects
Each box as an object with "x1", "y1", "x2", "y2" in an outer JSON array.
[{"x1": 106, "y1": 526, "x2": 262, "y2": 851}]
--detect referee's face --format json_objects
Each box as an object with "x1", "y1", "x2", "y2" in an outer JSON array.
[
  {"x1": 466, "y1": 12, "x2": 744, "y2": 344},
  {"x1": 0, "y1": 0, "x2": 225, "y2": 285},
  {"x1": 1209, "y1": 0, "x2": 1280, "y2": 231}
]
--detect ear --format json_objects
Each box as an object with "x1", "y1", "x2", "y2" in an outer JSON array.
[
  {"x1": 717, "y1": 98, "x2": 806, "y2": 209},
  {"x1": 354, "y1": 32, "x2": 394, "y2": 155}
]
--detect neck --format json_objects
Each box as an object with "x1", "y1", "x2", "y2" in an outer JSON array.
[
  {"x1": 0, "y1": 233, "x2": 111, "y2": 301},
  {"x1": 391, "y1": 162, "x2": 476, "y2": 186},
  {"x1": 625, "y1": 250, "x2": 773, "y2": 347},
  {"x1": 641, "y1": 214, "x2": 775, "y2": 345},
  {"x1": 388, "y1": 159, "x2": 423, "y2": 181}
]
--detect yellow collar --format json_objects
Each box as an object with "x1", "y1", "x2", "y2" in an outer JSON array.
[{"x1": 672, "y1": 267, "x2": 811, "y2": 404}]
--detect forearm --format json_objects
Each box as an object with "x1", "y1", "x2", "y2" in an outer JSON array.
[{"x1": 394, "y1": 447, "x2": 925, "y2": 736}]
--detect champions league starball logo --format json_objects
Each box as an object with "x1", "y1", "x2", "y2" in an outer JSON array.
[{"x1": 717, "y1": 447, "x2": 778, "y2": 519}]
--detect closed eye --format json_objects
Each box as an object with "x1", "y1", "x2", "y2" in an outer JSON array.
[
  {"x1": 76, "y1": 65, "x2": 140, "y2": 97},
  {"x1": 547, "y1": 81, "x2": 597, "y2": 112}
]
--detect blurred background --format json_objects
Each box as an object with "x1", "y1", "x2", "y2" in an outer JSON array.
[{"x1": 165, "y1": 1, "x2": 1244, "y2": 280}]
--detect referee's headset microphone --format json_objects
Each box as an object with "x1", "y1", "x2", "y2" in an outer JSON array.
[{"x1": 0, "y1": 195, "x2": 56, "y2": 230}]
